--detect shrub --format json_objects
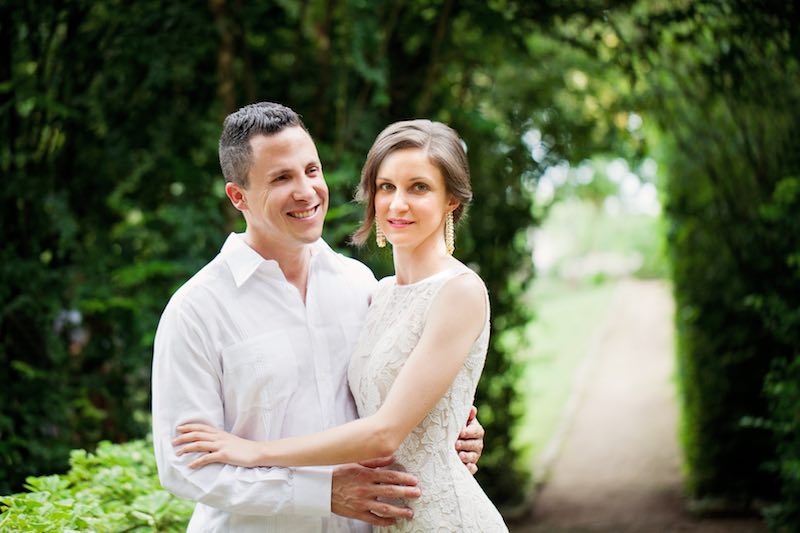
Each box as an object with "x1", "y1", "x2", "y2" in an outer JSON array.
[{"x1": 0, "y1": 438, "x2": 193, "y2": 532}]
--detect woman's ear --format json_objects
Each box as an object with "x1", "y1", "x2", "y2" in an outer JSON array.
[
  {"x1": 225, "y1": 182, "x2": 247, "y2": 212},
  {"x1": 447, "y1": 197, "x2": 460, "y2": 213}
]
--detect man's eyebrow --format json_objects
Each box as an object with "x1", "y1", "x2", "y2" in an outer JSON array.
[{"x1": 266, "y1": 167, "x2": 291, "y2": 177}]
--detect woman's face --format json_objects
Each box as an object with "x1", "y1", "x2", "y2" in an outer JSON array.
[{"x1": 374, "y1": 148, "x2": 457, "y2": 252}]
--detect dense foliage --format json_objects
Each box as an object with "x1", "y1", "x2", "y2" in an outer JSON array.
[
  {"x1": 603, "y1": 1, "x2": 799, "y2": 526},
  {"x1": 0, "y1": 438, "x2": 193, "y2": 531},
  {"x1": 4, "y1": 0, "x2": 618, "y2": 503},
  {"x1": 4, "y1": 0, "x2": 797, "y2": 527}
]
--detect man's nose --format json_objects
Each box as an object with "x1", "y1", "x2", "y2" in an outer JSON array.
[{"x1": 292, "y1": 176, "x2": 316, "y2": 201}]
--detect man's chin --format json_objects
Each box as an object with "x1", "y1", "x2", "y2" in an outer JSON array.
[{"x1": 296, "y1": 227, "x2": 324, "y2": 244}]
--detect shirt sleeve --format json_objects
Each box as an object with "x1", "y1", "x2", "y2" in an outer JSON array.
[{"x1": 151, "y1": 295, "x2": 332, "y2": 517}]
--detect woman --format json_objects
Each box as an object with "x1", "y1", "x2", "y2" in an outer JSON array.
[{"x1": 174, "y1": 120, "x2": 508, "y2": 532}]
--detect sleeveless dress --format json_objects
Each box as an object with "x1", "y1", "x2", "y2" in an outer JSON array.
[{"x1": 347, "y1": 266, "x2": 508, "y2": 532}]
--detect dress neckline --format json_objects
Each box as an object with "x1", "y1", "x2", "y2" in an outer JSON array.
[{"x1": 391, "y1": 266, "x2": 465, "y2": 289}]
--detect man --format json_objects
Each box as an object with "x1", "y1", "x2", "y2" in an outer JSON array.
[{"x1": 152, "y1": 102, "x2": 484, "y2": 532}]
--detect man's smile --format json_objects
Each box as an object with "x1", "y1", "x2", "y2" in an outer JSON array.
[{"x1": 287, "y1": 205, "x2": 320, "y2": 219}]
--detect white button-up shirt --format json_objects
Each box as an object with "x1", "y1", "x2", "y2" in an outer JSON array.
[{"x1": 152, "y1": 233, "x2": 377, "y2": 532}]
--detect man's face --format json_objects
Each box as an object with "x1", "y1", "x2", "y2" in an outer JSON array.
[{"x1": 229, "y1": 127, "x2": 328, "y2": 250}]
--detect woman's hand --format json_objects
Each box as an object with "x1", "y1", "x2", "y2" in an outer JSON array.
[{"x1": 173, "y1": 424, "x2": 265, "y2": 469}]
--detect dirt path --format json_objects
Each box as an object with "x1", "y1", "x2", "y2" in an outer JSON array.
[{"x1": 509, "y1": 280, "x2": 765, "y2": 533}]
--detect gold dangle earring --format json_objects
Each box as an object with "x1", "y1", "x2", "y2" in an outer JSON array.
[
  {"x1": 445, "y1": 211, "x2": 455, "y2": 256},
  {"x1": 376, "y1": 221, "x2": 386, "y2": 248}
]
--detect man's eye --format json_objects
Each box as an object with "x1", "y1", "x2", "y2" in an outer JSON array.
[
  {"x1": 307, "y1": 166, "x2": 320, "y2": 175},
  {"x1": 273, "y1": 175, "x2": 288, "y2": 182}
]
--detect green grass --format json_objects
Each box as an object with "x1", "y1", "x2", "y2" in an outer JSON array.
[{"x1": 510, "y1": 277, "x2": 618, "y2": 475}]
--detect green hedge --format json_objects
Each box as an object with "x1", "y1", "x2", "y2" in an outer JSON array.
[
  {"x1": 758, "y1": 177, "x2": 800, "y2": 529},
  {"x1": 625, "y1": 2, "x2": 800, "y2": 526},
  {"x1": 0, "y1": 438, "x2": 193, "y2": 532},
  {"x1": 669, "y1": 173, "x2": 800, "y2": 511},
  {"x1": 665, "y1": 101, "x2": 800, "y2": 527}
]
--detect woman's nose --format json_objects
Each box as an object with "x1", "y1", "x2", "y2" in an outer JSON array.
[{"x1": 389, "y1": 190, "x2": 408, "y2": 211}]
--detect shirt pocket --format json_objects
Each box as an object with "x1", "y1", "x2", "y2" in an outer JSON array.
[{"x1": 221, "y1": 330, "x2": 298, "y2": 414}]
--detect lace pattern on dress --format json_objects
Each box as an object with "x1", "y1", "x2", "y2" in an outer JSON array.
[{"x1": 348, "y1": 267, "x2": 508, "y2": 532}]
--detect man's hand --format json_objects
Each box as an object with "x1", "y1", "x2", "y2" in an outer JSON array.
[
  {"x1": 331, "y1": 456, "x2": 420, "y2": 527},
  {"x1": 455, "y1": 406, "x2": 485, "y2": 474}
]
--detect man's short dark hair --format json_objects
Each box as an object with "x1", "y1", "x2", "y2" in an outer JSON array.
[{"x1": 218, "y1": 102, "x2": 308, "y2": 187}]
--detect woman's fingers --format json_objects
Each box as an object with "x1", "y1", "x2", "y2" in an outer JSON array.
[
  {"x1": 172, "y1": 431, "x2": 217, "y2": 446},
  {"x1": 189, "y1": 452, "x2": 225, "y2": 469},
  {"x1": 177, "y1": 423, "x2": 218, "y2": 434},
  {"x1": 175, "y1": 440, "x2": 219, "y2": 456}
]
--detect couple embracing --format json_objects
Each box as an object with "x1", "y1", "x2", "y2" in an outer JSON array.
[{"x1": 152, "y1": 102, "x2": 508, "y2": 532}]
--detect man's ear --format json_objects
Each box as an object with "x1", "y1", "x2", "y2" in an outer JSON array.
[{"x1": 225, "y1": 182, "x2": 247, "y2": 212}]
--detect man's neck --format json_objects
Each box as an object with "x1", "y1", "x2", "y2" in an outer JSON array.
[{"x1": 243, "y1": 230, "x2": 313, "y2": 302}]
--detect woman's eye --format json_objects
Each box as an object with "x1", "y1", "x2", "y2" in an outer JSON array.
[
  {"x1": 378, "y1": 183, "x2": 394, "y2": 191},
  {"x1": 413, "y1": 183, "x2": 429, "y2": 191}
]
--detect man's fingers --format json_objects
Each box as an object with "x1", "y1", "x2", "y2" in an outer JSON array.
[
  {"x1": 331, "y1": 463, "x2": 418, "y2": 524},
  {"x1": 368, "y1": 468, "x2": 418, "y2": 487},
  {"x1": 370, "y1": 483, "x2": 421, "y2": 500},
  {"x1": 354, "y1": 512, "x2": 397, "y2": 527},
  {"x1": 358, "y1": 455, "x2": 395, "y2": 469},
  {"x1": 467, "y1": 405, "x2": 477, "y2": 423},
  {"x1": 458, "y1": 421, "x2": 485, "y2": 441},
  {"x1": 365, "y1": 500, "x2": 414, "y2": 520},
  {"x1": 466, "y1": 463, "x2": 478, "y2": 475},
  {"x1": 458, "y1": 451, "x2": 480, "y2": 464},
  {"x1": 455, "y1": 438, "x2": 483, "y2": 454}
]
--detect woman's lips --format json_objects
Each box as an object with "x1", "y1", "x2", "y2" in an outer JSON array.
[{"x1": 387, "y1": 218, "x2": 414, "y2": 228}]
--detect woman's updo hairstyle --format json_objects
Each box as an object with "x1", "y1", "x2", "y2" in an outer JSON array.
[{"x1": 352, "y1": 119, "x2": 472, "y2": 246}]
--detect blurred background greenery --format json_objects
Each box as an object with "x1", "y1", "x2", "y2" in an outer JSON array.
[{"x1": 2, "y1": 0, "x2": 798, "y2": 531}]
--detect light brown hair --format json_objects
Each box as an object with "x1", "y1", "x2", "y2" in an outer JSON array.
[{"x1": 352, "y1": 119, "x2": 472, "y2": 245}]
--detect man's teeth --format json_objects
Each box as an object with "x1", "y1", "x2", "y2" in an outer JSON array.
[{"x1": 289, "y1": 207, "x2": 316, "y2": 219}]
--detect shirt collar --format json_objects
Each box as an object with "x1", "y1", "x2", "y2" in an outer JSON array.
[{"x1": 220, "y1": 233, "x2": 333, "y2": 288}]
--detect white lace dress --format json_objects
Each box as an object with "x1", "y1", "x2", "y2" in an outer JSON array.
[{"x1": 348, "y1": 267, "x2": 508, "y2": 532}]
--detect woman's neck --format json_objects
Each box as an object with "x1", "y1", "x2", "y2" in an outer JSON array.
[{"x1": 392, "y1": 237, "x2": 457, "y2": 285}]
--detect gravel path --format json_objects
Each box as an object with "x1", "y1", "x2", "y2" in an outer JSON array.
[{"x1": 509, "y1": 280, "x2": 766, "y2": 533}]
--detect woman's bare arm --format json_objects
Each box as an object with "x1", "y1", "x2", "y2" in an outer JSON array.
[{"x1": 174, "y1": 273, "x2": 487, "y2": 468}]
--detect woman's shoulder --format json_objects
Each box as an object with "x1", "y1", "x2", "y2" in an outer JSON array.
[
  {"x1": 446, "y1": 261, "x2": 487, "y2": 291},
  {"x1": 428, "y1": 262, "x2": 487, "y2": 317},
  {"x1": 424, "y1": 265, "x2": 489, "y2": 339},
  {"x1": 439, "y1": 267, "x2": 487, "y2": 305}
]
